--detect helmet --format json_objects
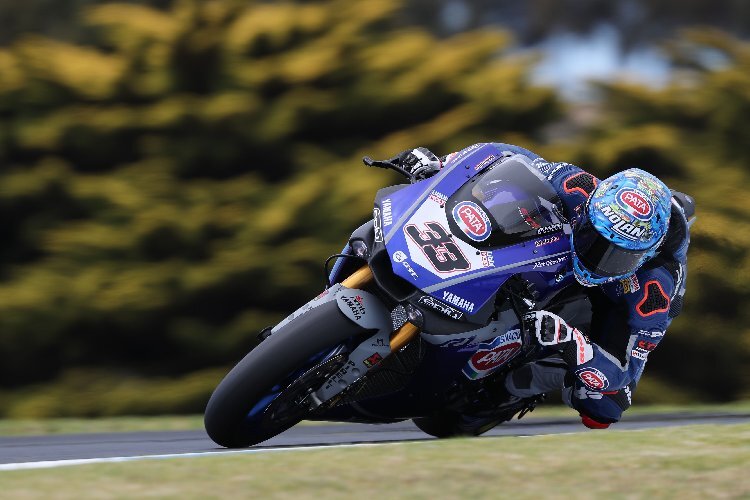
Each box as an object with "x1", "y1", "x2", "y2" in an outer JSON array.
[{"x1": 571, "y1": 168, "x2": 672, "y2": 286}]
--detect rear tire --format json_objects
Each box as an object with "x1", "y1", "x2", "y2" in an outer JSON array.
[
  {"x1": 413, "y1": 397, "x2": 532, "y2": 438},
  {"x1": 412, "y1": 411, "x2": 464, "y2": 438},
  {"x1": 204, "y1": 300, "x2": 369, "y2": 448}
]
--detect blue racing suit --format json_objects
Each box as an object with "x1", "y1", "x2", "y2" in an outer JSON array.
[
  {"x1": 495, "y1": 143, "x2": 693, "y2": 428},
  {"x1": 464, "y1": 143, "x2": 691, "y2": 428}
]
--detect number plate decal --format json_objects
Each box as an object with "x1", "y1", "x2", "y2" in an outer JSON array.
[{"x1": 402, "y1": 201, "x2": 488, "y2": 279}]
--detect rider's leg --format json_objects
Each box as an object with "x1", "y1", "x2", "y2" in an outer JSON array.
[
  {"x1": 562, "y1": 381, "x2": 634, "y2": 428},
  {"x1": 504, "y1": 357, "x2": 633, "y2": 428},
  {"x1": 504, "y1": 355, "x2": 568, "y2": 398}
]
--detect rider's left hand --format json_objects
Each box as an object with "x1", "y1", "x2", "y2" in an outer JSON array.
[{"x1": 396, "y1": 147, "x2": 442, "y2": 180}]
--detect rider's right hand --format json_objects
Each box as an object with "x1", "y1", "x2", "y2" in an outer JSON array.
[
  {"x1": 523, "y1": 310, "x2": 577, "y2": 346},
  {"x1": 396, "y1": 147, "x2": 442, "y2": 180},
  {"x1": 524, "y1": 310, "x2": 595, "y2": 366}
]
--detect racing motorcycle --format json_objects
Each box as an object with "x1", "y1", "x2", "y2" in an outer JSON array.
[{"x1": 204, "y1": 144, "x2": 585, "y2": 448}]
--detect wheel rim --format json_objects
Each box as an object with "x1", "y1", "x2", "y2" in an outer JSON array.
[{"x1": 260, "y1": 349, "x2": 348, "y2": 428}]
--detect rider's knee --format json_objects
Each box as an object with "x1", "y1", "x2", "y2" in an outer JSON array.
[{"x1": 567, "y1": 383, "x2": 634, "y2": 429}]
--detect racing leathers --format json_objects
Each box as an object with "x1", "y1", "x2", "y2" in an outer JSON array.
[{"x1": 401, "y1": 143, "x2": 692, "y2": 429}]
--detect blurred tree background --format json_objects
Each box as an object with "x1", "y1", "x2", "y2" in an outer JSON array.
[{"x1": 0, "y1": 0, "x2": 747, "y2": 418}]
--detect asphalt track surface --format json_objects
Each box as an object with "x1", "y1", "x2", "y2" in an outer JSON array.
[{"x1": 1, "y1": 412, "x2": 748, "y2": 469}]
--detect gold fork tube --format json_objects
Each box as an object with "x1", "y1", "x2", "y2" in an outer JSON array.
[
  {"x1": 390, "y1": 322, "x2": 420, "y2": 352},
  {"x1": 340, "y1": 265, "x2": 420, "y2": 351},
  {"x1": 341, "y1": 265, "x2": 374, "y2": 289}
]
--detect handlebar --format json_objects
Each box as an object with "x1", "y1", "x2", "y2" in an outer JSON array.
[{"x1": 362, "y1": 156, "x2": 416, "y2": 183}]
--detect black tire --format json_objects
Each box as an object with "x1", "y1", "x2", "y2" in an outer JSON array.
[
  {"x1": 413, "y1": 399, "x2": 531, "y2": 438},
  {"x1": 412, "y1": 410, "x2": 464, "y2": 438},
  {"x1": 204, "y1": 300, "x2": 369, "y2": 448},
  {"x1": 413, "y1": 411, "x2": 510, "y2": 438}
]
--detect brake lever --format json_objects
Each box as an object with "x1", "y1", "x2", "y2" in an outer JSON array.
[
  {"x1": 362, "y1": 156, "x2": 386, "y2": 168},
  {"x1": 362, "y1": 156, "x2": 415, "y2": 182}
]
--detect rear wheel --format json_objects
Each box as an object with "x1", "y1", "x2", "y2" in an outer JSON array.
[
  {"x1": 204, "y1": 300, "x2": 369, "y2": 448},
  {"x1": 413, "y1": 397, "x2": 533, "y2": 438},
  {"x1": 412, "y1": 410, "x2": 464, "y2": 438}
]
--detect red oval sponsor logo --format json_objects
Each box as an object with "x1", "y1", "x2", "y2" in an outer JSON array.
[
  {"x1": 452, "y1": 201, "x2": 491, "y2": 241},
  {"x1": 576, "y1": 368, "x2": 609, "y2": 390},
  {"x1": 618, "y1": 189, "x2": 652, "y2": 220},
  {"x1": 470, "y1": 342, "x2": 521, "y2": 371}
]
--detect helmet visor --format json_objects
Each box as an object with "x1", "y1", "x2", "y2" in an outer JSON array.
[{"x1": 573, "y1": 219, "x2": 647, "y2": 278}]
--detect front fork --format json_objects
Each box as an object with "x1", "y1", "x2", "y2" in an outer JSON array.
[
  {"x1": 340, "y1": 265, "x2": 421, "y2": 352},
  {"x1": 307, "y1": 265, "x2": 421, "y2": 406}
]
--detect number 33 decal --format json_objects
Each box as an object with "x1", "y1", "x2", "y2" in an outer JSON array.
[{"x1": 405, "y1": 222, "x2": 471, "y2": 273}]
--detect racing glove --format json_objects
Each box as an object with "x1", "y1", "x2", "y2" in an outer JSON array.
[
  {"x1": 397, "y1": 147, "x2": 442, "y2": 180},
  {"x1": 523, "y1": 310, "x2": 594, "y2": 366}
]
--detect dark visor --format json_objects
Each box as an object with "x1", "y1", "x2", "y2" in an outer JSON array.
[{"x1": 573, "y1": 219, "x2": 647, "y2": 277}]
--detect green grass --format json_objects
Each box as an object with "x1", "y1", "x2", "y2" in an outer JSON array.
[
  {"x1": 1, "y1": 423, "x2": 749, "y2": 499},
  {"x1": 0, "y1": 401, "x2": 748, "y2": 436}
]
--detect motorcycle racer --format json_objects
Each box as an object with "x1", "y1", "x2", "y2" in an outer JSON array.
[{"x1": 395, "y1": 143, "x2": 694, "y2": 429}]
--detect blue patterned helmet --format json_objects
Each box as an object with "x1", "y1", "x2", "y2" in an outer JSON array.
[{"x1": 571, "y1": 168, "x2": 672, "y2": 286}]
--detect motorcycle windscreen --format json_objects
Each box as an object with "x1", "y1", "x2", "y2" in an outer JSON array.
[{"x1": 445, "y1": 157, "x2": 563, "y2": 249}]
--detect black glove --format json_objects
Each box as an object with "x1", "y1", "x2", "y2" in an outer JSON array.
[
  {"x1": 523, "y1": 310, "x2": 594, "y2": 365},
  {"x1": 396, "y1": 147, "x2": 442, "y2": 180}
]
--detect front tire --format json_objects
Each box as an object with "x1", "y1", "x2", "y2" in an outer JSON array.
[{"x1": 204, "y1": 299, "x2": 368, "y2": 448}]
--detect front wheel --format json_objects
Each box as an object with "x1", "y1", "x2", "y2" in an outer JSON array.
[{"x1": 204, "y1": 299, "x2": 369, "y2": 448}]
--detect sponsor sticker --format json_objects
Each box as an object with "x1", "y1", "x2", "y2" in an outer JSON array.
[
  {"x1": 371, "y1": 337, "x2": 388, "y2": 348},
  {"x1": 428, "y1": 190, "x2": 448, "y2": 205},
  {"x1": 636, "y1": 340, "x2": 657, "y2": 351},
  {"x1": 452, "y1": 143, "x2": 482, "y2": 164},
  {"x1": 638, "y1": 329, "x2": 665, "y2": 339},
  {"x1": 324, "y1": 360, "x2": 356, "y2": 391},
  {"x1": 480, "y1": 251, "x2": 495, "y2": 268},
  {"x1": 382, "y1": 198, "x2": 393, "y2": 226},
  {"x1": 537, "y1": 223, "x2": 563, "y2": 235},
  {"x1": 393, "y1": 251, "x2": 407, "y2": 263},
  {"x1": 442, "y1": 291, "x2": 475, "y2": 313},
  {"x1": 475, "y1": 154, "x2": 498, "y2": 171},
  {"x1": 363, "y1": 352, "x2": 383, "y2": 368},
  {"x1": 575, "y1": 367, "x2": 609, "y2": 390},
  {"x1": 373, "y1": 207, "x2": 383, "y2": 242},
  {"x1": 617, "y1": 189, "x2": 652, "y2": 221},
  {"x1": 535, "y1": 235, "x2": 560, "y2": 247},
  {"x1": 435, "y1": 336, "x2": 478, "y2": 350},
  {"x1": 600, "y1": 204, "x2": 647, "y2": 241},
  {"x1": 463, "y1": 329, "x2": 522, "y2": 379},
  {"x1": 452, "y1": 201, "x2": 492, "y2": 242},
  {"x1": 341, "y1": 294, "x2": 366, "y2": 321},
  {"x1": 619, "y1": 275, "x2": 641, "y2": 295},
  {"x1": 417, "y1": 295, "x2": 464, "y2": 320},
  {"x1": 631, "y1": 347, "x2": 649, "y2": 361},
  {"x1": 533, "y1": 255, "x2": 569, "y2": 269},
  {"x1": 393, "y1": 251, "x2": 418, "y2": 279}
]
